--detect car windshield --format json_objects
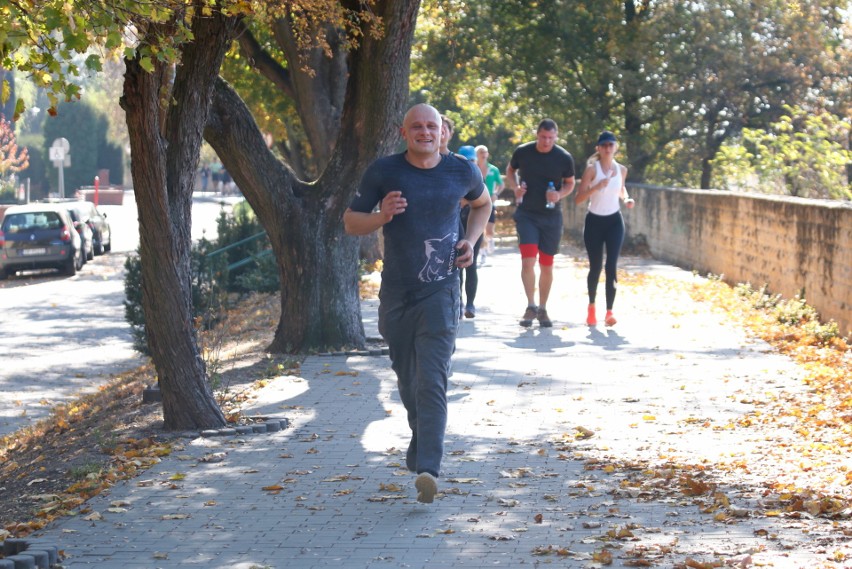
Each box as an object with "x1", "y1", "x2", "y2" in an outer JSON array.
[{"x1": 2, "y1": 212, "x2": 64, "y2": 233}]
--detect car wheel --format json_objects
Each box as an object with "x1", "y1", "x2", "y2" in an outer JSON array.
[
  {"x1": 94, "y1": 235, "x2": 105, "y2": 255},
  {"x1": 0, "y1": 268, "x2": 7, "y2": 280},
  {"x1": 103, "y1": 238, "x2": 111, "y2": 253},
  {"x1": 86, "y1": 242, "x2": 94, "y2": 261},
  {"x1": 64, "y1": 254, "x2": 78, "y2": 276}
]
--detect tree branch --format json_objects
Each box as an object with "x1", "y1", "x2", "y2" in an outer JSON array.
[{"x1": 236, "y1": 20, "x2": 295, "y2": 100}]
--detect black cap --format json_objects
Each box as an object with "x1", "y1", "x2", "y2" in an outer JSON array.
[{"x1": 596, "y1": 131, "x2": 617, "y2": 145}]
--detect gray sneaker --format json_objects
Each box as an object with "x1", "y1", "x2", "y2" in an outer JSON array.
[
  {"x1": 415, "y1": 472, "x2": 438, "y2": 504},
  {"x1": 520, "y1": 305, "x2": 537, "y2": 327}
]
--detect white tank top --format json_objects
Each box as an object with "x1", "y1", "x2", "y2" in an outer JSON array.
[{"x1": 587, "y1": 160, "x2": 622, "y2": 216}]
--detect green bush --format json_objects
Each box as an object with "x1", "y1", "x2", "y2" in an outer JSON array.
[
  {"x1": 213, "y1": 203, "x2": 277, "y2": 293},
  {"x1": 0, "y1": 185, "x2": 17, "y2": 203},
  {"x1": 124, "y1": 237, "x2": 226, "y2": 356},
  {"x1": 123, "y1": 253, "x2": 146, "y2": 354},
  {"x1": 123, "y1": 201, "x2": 277, "y2": 355},
  {"x1": 732, "y1": 282, "x2": 841, "y2": 344}
]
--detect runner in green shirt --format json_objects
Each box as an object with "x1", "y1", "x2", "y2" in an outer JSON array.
[{"x1": 475, "y1": 145, "x2": 503, "y2": 261}]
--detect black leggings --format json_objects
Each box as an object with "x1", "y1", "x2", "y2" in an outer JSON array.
[
  {"x1": 583, "y1": 211, "x2": 625, "y2": 310},
  {"x1": 459, "y1": 235, "x2": 483, "y2": 307},
  {"x1": 459, "y1": 208, "x2": 483, "y2": 307}
]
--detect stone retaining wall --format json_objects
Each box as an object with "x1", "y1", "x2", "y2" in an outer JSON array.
[{"x1": 561, "y1": 186, "x2": 852, "y2": 338}]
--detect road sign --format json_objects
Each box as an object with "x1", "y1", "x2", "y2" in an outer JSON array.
[
  {"x1": 50, "y1": 138, "x2": 71, "y2": 198},
  {"x1": 49, "y1": 147, "x2": 65, "y2": 161}
]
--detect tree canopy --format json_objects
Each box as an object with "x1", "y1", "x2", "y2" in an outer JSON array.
[{"x1": 412, "y1": 0, "x2": 852, "y2": 191}]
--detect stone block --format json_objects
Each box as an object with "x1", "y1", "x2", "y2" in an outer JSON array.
[
  {"x1": 2, "y1": 539, "x2": 27, "y2": 555},
  {"x1": 5, "y1": 554, "x2": 35, "y2": 569},
  {"x1": 18, "y1": 550, "x2": 48, "y2": 569}
]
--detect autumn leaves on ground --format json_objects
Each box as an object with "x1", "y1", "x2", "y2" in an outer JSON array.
[
  {"x1": 1, "y1": 262, "x2": 850, "y2": 567},
  {"x1": 0, "y1": 292, "x2": 285, "y2": 539}
]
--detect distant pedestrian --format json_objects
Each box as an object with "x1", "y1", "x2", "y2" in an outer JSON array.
[
  {"x1": 200, "y1": 165, "x2": 210, "y2": 192},
  {"x1": 506, "y1": 119, "x2": 576, "y2": 328},
  {"x1": 457, "y1": 145, "x2": 490, "y2": 318},
  {"x1": 221, "y1": 169, "x2": 234, "y2": 195},
  {"x1": 439, "y1": 114, "x2": 454, "y2": 155},
  {"x1": 343, "y1": 104, "x2": 491, "y2": 503},
  {"x1": 475, "y1": 145, "x2": 503, "y2": 261},
  {"x1": 574, "y1": 130, "x2": 634, "y2": 326}
]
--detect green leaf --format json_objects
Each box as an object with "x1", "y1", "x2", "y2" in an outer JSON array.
[
  {"x1": 85, "y1": 54, "x2": 103, "y2": 72},
  {"x1": 13, "y1": 97, "x2": 25, "y2": 121},
  {"x1": 106, "y1": 31, "x2": 123, "y2": 50},
  {"x1": 139, "y1": 56, "x2": 155, "y2": 73}
]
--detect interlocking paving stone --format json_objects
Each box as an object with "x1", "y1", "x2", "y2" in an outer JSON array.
[{"x1": 17, "y1": 248, "x2": 847, "y2": 568}]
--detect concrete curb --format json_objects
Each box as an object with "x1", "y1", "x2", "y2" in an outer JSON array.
[
  {"x1": 1, "y1": 538, "x2": 60, "y2": 568},
  {"x1": 200, "y1": 417, "x2": 289, "y2": 438}
]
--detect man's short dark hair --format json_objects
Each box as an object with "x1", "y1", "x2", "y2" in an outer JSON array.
[{"x1": 537, "y1": 118, "x2": 558, "y2": 132}]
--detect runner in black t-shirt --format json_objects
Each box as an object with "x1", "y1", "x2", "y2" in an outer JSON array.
[
  {"x1": 506, "y1": 119, "x2": 576, "y2": 327},
  {"x1": 343, "y1": 104, "x2": 491, "y2": 504}
]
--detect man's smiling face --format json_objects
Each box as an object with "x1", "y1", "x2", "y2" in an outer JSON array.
[{"x1": 401, "y1": 105, "x2": 442, "y2": 157}]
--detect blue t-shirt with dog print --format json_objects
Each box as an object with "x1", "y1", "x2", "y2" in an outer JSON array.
[{"x1": 350, "y1": 152, "x2": 483, "y2": 292}]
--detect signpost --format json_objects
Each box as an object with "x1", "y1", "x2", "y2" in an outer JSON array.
[{"x1": 49, "y1": 138, "x2": 71, "y2": 198}]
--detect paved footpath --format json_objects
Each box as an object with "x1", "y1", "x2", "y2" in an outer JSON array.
[{"x1": 23, "y1": 246, "x2": 850, "y2": 568}]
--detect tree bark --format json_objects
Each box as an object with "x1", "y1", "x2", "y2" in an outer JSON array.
[
  {"x1": 359, "y1": 232, "x2": 383, "y2": 264},
  {"x1": 120, "y1": 10, "x2": 238, "y2": 430},
  {"x1": 204, "y1": 0, "x2": 420, "y2": 353}
]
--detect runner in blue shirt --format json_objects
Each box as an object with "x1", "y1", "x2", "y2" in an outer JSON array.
[{"x1": 343, "y1": 104, "x2": 491, "y2": 504}]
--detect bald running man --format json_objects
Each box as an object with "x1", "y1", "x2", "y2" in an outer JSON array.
[{"x1": 344, "y1": 104, "x2": 491, "y2": 503}]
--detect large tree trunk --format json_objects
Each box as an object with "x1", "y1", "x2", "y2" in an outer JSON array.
[
  {"x1": 121, "y1": 11, "x2": 237, "y2": 430},
  {"x1": 203, "y1": 79, "x2": 366, "y2": 352},
  {"x1": 205, "y1": 0, "x2": 420, "y2": 353}
]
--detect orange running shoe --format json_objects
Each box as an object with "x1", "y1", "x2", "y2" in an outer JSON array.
[
  {"x1": 586, "y1": 304, "x2": 597, "y2": 326},
  {"x1": 605, "y1": 310, "x2": 617, "y2": 327}
]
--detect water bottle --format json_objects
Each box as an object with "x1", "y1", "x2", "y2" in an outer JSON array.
[{"x1": 545, "y1": 181, "x2": 557, "y2": 209}]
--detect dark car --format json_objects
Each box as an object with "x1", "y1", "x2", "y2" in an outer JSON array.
[
  {"x1": 66, "y1": 206, "x2": 94, "y2": 262},
  {"x1": 70, "y1": 201, "x2": 111, "y2": 255},
  {"x1": 0, "y1": 203, "x2": 85, "y2": 279}
]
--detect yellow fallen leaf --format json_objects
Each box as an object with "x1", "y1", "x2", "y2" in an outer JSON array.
[
  {"x1": 446, "y1": 477, "x2": 482, "y2": 484},
  {"x1": 593, "y1": 548, "x2": 613, "y2": 564},
  {"x1": 575, "y1": 426, "x2": 595, "y2": 439}
]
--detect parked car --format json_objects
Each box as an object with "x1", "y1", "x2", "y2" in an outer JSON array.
[
  {"x1": 0, "y1": 203, "x2": 85, "y2": 279},
  {"x1": 70, "y1": 201, "x2": 111, "y2": 255},
  {"x1": 65, "y1": 206, "x2": 94, "y2": 262}
]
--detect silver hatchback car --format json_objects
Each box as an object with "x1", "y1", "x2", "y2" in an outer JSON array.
[{"x1": 0, "y1": 203, "x2": 85, "y2": 279}]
